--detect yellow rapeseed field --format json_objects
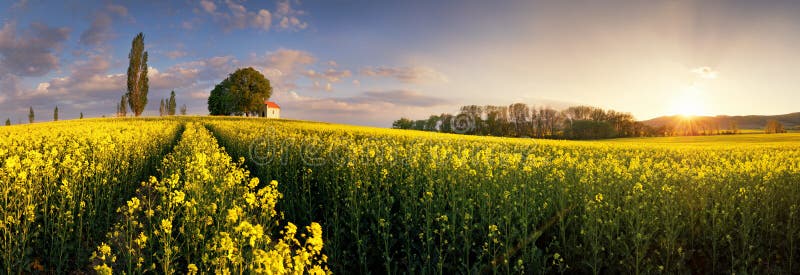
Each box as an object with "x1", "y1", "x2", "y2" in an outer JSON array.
[
  {"x1": 3, "y1": 116, "x2": 799, "y2": 274},
  {"x1": 206, "y1": 117, "x2": 800, "y2": 274},
  {"x1": 1, "y1": 119, "x2": 328, "y2": 274}
]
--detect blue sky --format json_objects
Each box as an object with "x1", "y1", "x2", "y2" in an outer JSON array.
[{"x1": 2, "y1": 0, "x2": 800, "y2": 126}]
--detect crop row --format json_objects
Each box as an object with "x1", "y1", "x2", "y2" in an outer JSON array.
[
  {"x1": 207, "y1": 117, "x2": 800, "y2": 274},
  {"x1": 90, "y1": 122, "x2": 327, "y2": 274},
  {"x1": 0, "y1": 119, "x2": 182, "y2": 273}
]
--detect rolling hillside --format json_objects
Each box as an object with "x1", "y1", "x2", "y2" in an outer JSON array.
[{"x1": 642, "y1": 112, "x2": 800, "y2": 130}]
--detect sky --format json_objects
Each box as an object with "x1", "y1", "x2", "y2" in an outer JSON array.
[{"x1": 1, "y1": 0, "x2": 799, "y2": 127}]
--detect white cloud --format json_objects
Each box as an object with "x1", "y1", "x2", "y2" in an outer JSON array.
[
  {"x1": 304, "y1": 68, "x2": 352, "y2": 83},
  {"x1": 199, "y1": 0, "x2": 281, "y2": 31},
  {"x1": 360, "y1": 66, "x2": 449, "y2": 84},
  {"x1": 200, "y1": 0, "x2": 217, "y2": 13},
  {"x1": 164, "y1": 50, "x2": 188, "y2": 59},
  {"x1": 252, "y1": 9, "x2": 272, "y2": 30},
  {"x1": 274, "y1": 0, "x2": 308, "y2": 31},
  {"x1": 690, "y1": 66, "x2": 718, "y2": 79}
]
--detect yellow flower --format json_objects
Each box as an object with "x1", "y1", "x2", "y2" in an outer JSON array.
[
  {"x1": 161, "y1": 219, "x2": 173, "y2": 234},
  {"x1": 93, "y1": 264, "x2": 113, "y2": 275}
]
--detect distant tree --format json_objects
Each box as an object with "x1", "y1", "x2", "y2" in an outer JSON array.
[
  {"x1": 168, "y1": 90, "x2": 177, "y2": 115},
  {"x1": 564, "y1": 120, "x2": 616, "y2": 139},
  {"x1": 413, "y1": 120, "x2": 426, "y2": 131},
  {"x1": 484, "y1": 105, "x2": 510, "y2": 136},
  {"x1": 159, "y1": 99, "x2": 166, "y2": 116},
  {"x1": 53, "y1": 106, "x2": 58, "y2": 121},
  {"x1": 729, "y1": 120, "x2": 739, "y2": 134},
  {"x1": 118, "y1": 95, "x2": 128, "y2": 117},
  {"x1": 540, "y1": 107, "x2": 561, "y2": 137},
  {"x1": 439, "y1": 113, "x2": 454, "y2": 133},
  {"x1": 28, "y1": 107, "x2": 34, "y2": 123},
  {"x1": 425, "y1": 115, "x2": 440, "y2": 131},
  {"x1": 180, "y1": 104, "x2": 187, "y2": 115},
  {"x1": 765, "y1": 120, "x2": 785, "y2": 134},
  {"x1": 126, "y1": 32, "x2": 149, "y2": 116},
  {"x1": 5, "y1": 118, "x2": 10, "y2": 126},
  {"x1": 460, "y1": 105, "x2": 484, "y2": 134},
  {"x1": 508, "y1": 103, "x2": 530, "y2": 137},
  {"x1": 392, "y1": 117, "x2": 414, "y2": 129},
  {"x1": 80, "y1": 112, "x2": 84, "y2": 119}
]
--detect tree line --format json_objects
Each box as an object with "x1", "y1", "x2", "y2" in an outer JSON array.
[{"x1": 393, "y1": 104, "x2": 657, "y2": 140}]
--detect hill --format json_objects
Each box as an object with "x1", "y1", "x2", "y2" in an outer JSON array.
[{"x1": 642, "y1": 112, "x2": 800, "y2": 130}]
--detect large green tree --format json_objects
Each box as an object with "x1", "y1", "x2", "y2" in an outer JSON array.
[
  {"x1": 126, "y1": 32, "x2": 149, "y2": 116},
  {"x1": 208, "y1": 67, "x2": 272, "y2": 116}
]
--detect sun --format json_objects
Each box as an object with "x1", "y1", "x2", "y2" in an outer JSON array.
[{"x1": 670, "y1": 86, "x2": 707, "y2": 117}]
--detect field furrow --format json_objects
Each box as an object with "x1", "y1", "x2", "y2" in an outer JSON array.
[
  {"x1": 90, "y1": 122, "x2": 327, "y2": 274},
  {"x1": 0, "y1": 119, "x2": 182, "y2": 273},
  {"x1": 206, "y1": 117, "x2": 800, "y2": 274}
]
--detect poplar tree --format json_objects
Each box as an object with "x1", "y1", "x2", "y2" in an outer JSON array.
[
  {"x1": 168, "y1": 90, "x2": 177, "y2": 115},
  {"x1": 28, "y1": 107, "x2": 34, "y2": 123},
  {"x1": 54, "y1": 106, "x2": 58, "y2": 121},
  {"x1": 126, "y1": 32, "x2": 149, "y2": 116}
]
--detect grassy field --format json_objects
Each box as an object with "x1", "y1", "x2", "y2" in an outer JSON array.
[{"x1": 2, "y1": 117, "x2": 799, "y2": 274}]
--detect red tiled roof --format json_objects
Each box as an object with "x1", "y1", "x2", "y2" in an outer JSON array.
[{"x1": 265, "y1": 101, "x2": 280, "y2": 109}]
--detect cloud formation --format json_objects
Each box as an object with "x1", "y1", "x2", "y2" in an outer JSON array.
[
  {"x1": 164, "y1": 50, "x2": 188, "y2": 59},
  {"x1": 304, "y1": 68, "x2": 352, "y2": 83},
  {"x1": 271, "y1": 89, "x2": 451, "y2": 126},
  {"x1": 79, "y1": 4, "x2": 130, "y2": 47},
  {"x1": 199, "y1": 0, "x2": 278, "y2": 31},
  {"x1": 360, "y1": 66, "x2": 448, "y2": 84},
  {"x1": 275, "y1": 0, "x2": 308, "y2": 30},
  {"x1": 0, "y1": 22, "x2": 70, "y2": 77},
  {"x1": 690, "y1": 66, "x2": 718, "y2": 79}
]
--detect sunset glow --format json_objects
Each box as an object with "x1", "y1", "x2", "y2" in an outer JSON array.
[{"x1": 671, "y1": 86, "x2": 708, "y2": 117}]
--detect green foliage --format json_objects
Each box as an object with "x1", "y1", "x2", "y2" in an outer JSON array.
[
  {"x1": 168, "y1": 90, "x2": 177, "y2": 115},
  {"x1": 402, "y1": 104, "x2": 647, "y2": 139},
  {"x1": 765, "y1": 119, "x2": 786, "y2": 134},
  {"x1": 53, "y1": 106, "x2": 58, "y2": 121},
  {"x1": 28, "y1": 107, "x2": 34, "y2": 123},
  {"x1": 80, "y1": 112, "x2": 84, "y2": 119},
  {"x1": 391, "y1": 117, "x2": 414, "y2": 129},
  {"x1": 4, "y1": 118, "x2": 9, "y2": 126},
  {"x1": 118, "y1": 95, "x2": 128, "y2": 117},
  {"x1": 207, "y1": 67, "x2": 272, "y2": 116},
  {"x1": 126, "y1": 32, "x2": 149, "y2": 117},
  {"x1": 564, "y1": 119, "x2": 616, "y2": 139},
  {"x1": 159, "y1": 98, "x2": 165, "y2": 116}
]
